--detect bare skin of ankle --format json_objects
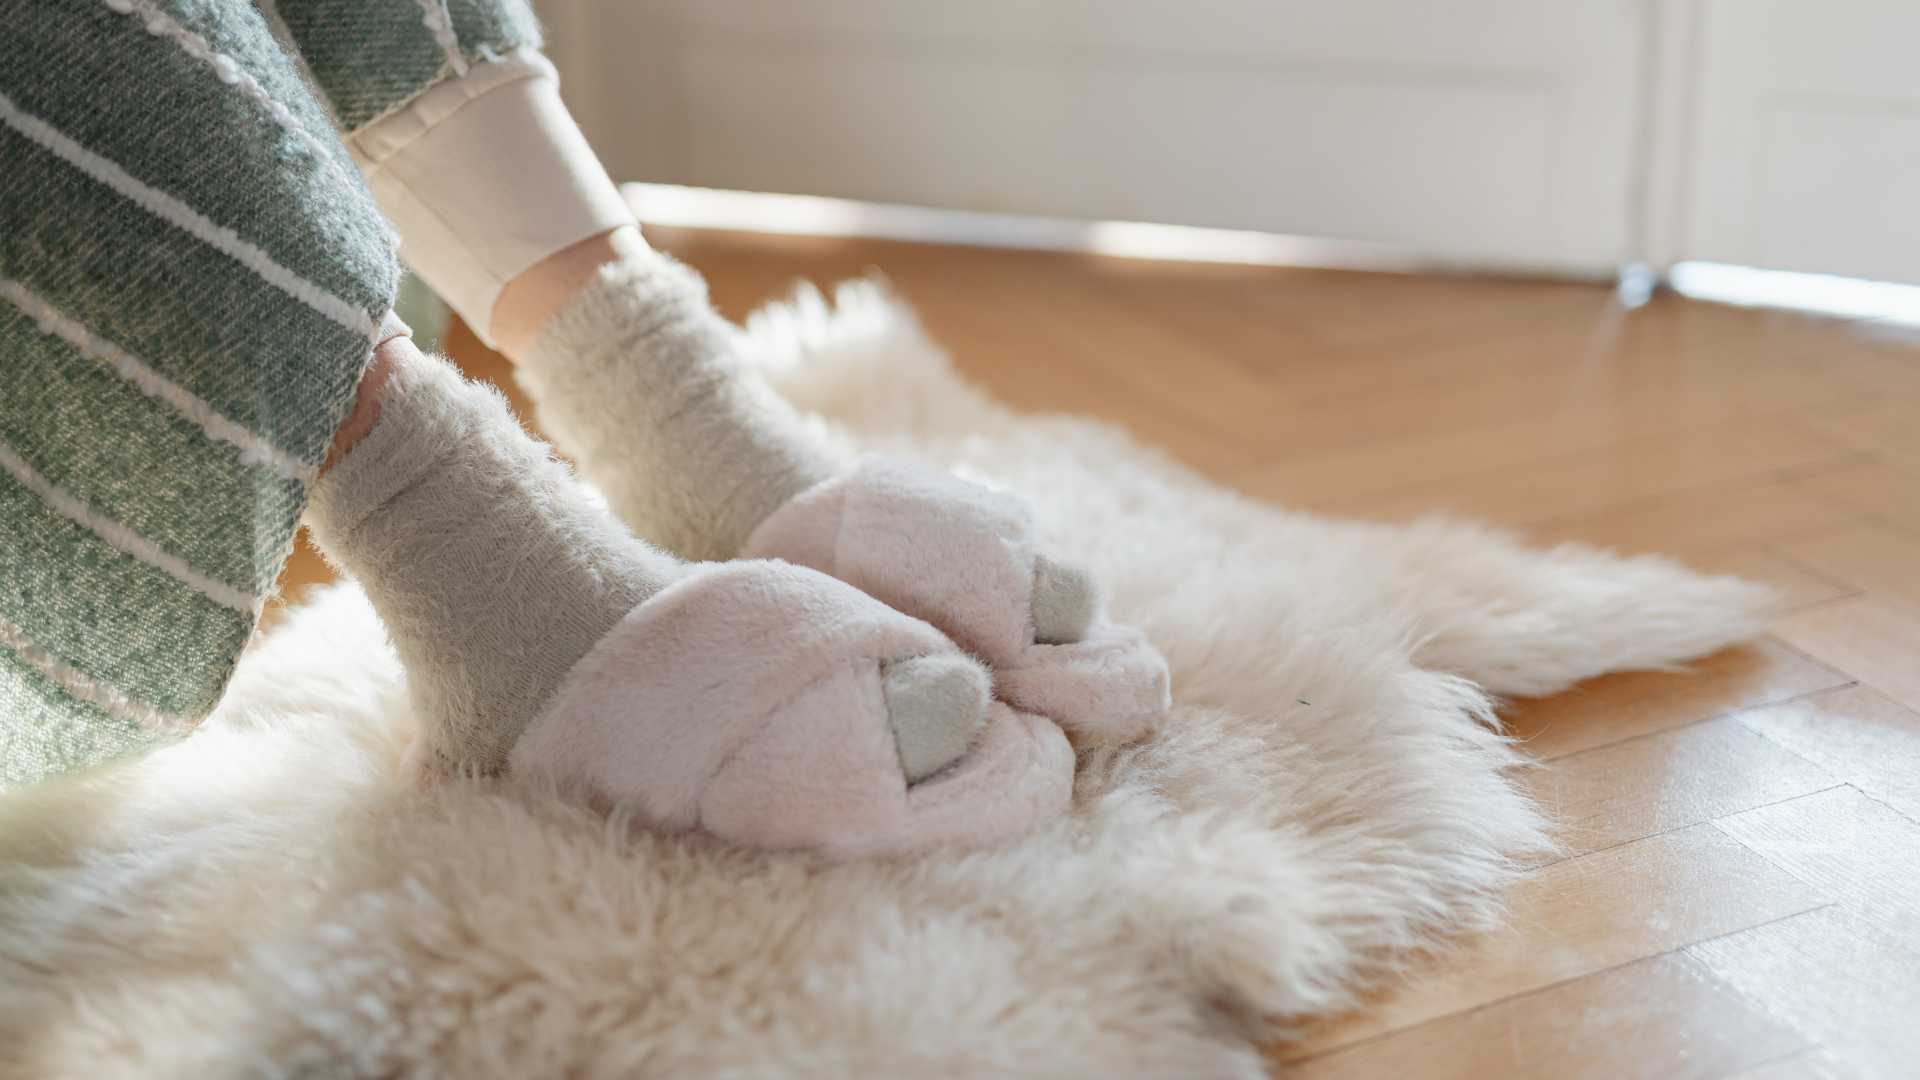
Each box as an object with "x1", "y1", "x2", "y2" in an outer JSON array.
[
  {"x1": 321, "y1": 335, "x2": 421, "y2": 475},
  {"x1": 325, "y1": 216, "x2": 642, "y2": 475},
  {"x1": 325, "y1": 223, "x2": 644, "y2": 471},
  {"x1": 490, "y1": 224, "x2": 649, "y2": 361}
]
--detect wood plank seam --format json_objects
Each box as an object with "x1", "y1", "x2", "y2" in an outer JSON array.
[
  {"x1": 1515, "y1": 674, "x2": 1860, "y2": 764},
  {"x1": 1667, "y1": 952, "x2": 1829, "y2": 1080},
  {"x1": 1335, "y1": 442, "x2": 1867, "y2": 535},
  {"x1": 1753, "y1": 631, "x2": 1865, "y2": 676},
  {"x1": 1729, "y1": 688, "x2": 1920, "y2": 831},
  {"x1": 1704, "y1": 785, "x2": 1876, "y2": 897},
  {"x1": 1748, "y1": 547, "x2": 1869, "y2": 605},
  {"x1": 1514, "y1": 460, "x2": 1876, "y2": 546},
  {"x1": 1528, "y1": 783, "x2": 1853, "y2": 872},
  {"x1": 1727, "y1": 1047, "x2": 1836, "y2": 1079},
  {"x1": 1285, "y1": 903, "x2": 1842, "y2": 1068}
]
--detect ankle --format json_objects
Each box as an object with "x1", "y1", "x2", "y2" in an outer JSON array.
[
  {"x1": 304, "y1": 342, "x2": 674, "y2": 772},
  {"x1": 322, "y1": 332, "x2": 415, "y2": 475},
  {"x1": 490, "y1": 224, "x2": 650, "y2": 361}
]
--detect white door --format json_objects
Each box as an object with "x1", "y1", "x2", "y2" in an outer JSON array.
[
  {"x1": 544, "y1": 1, "x2": 1920, "y2": 284},
  {"x1": 1679, "y1": 0, "x2": 1920, "y2": 284},
  {"x1": 546, "y1": 0, "x2": 1648, "y2": 276}
]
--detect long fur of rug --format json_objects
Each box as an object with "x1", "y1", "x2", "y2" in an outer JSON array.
[{"x1": 0, "y1": 281, "x2": 1773, "y2": 1078}]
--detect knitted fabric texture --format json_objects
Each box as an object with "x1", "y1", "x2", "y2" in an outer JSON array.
[
  {"x1": 272, "y1": 0, "x2": 543, "y2": 132},
  {"x1": 0, "y1": 0, "x2": 530, "y2": 786}
]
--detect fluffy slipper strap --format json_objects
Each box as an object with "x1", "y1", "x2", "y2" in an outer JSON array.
[
  {"x1": 511, "y1": 559, "x2": 1072, "y2": 856},
  {"x1": 744, "y1": 458, "x2": 1171, "y2": 742}
]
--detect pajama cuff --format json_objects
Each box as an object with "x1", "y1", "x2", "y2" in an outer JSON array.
[
  {"x1": 376, "y1": 309, "x2": 413, "y2": 348},
  {"x1": 346, "y1": 47, "x2": 635, "y2": 346}
]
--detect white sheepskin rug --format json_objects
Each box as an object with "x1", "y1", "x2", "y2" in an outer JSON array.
[{"x1": 0, "y1": 282, "x2": 1773, "y2": 1078}]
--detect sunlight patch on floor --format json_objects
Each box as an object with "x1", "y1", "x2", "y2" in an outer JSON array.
[
  {"x1": 1670, "y1": 261, "x2": 1920, "y2": 328},
  {"x1": 621, "y1": 182, "x2": 1411, "y2": 271}
]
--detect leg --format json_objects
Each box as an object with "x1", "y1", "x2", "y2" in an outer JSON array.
[
  {"x1": 273, "y1": 6, "x2": 1166, "y2": 739},
  {"x1": 1, "y1": 0, "x2": 394, "y2": 787},
  {"x1": 263, "y1": 0, "x2": 628, "y2": 352},
  {"x1": 1, "y1": 1, "x2": 1063, "y2": 854},
  {"x1": 305, "y1": 335, "x2": 1070, "y2": 854}
]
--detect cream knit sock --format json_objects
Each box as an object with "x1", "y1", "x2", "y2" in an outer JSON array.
[
  {"x1": 305, "y1": 351, "x2": 985, "y2": 781},
  {"x1": 515, "y1": 250, "x2": 1099, "y2": 645}
]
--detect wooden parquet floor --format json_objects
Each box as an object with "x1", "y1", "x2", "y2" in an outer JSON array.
[{"x1": 278, "y1": 228, "x2": 1920, "y2": 1079}]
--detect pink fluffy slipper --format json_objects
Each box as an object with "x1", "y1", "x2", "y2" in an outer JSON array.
[
  {"x1": 509, "y1": 559, "x2": 1074, "y2": 858},
  {"x1": 743, "y1": 457, "x2": 1171, "y2": 743}
]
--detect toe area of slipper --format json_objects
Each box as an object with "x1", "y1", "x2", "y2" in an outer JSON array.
[
  {"x1": 889, "y1": 701, "x2": 1075, "y2": 858},
  {"x1": 511, "y1": 558, "x2": 1073, "y2": 857},
  {"x1": 997, "y1": 626, "x2": 1172, "y2": 745},
  {"x1": 743, "y1": 457, "x2": 1038, "y2": 664},
  {"x1": 744, "y1": 456, "x2": 1173, "y2": 746},
  {"x1": 1030, "y1": 553, "x2": 1101, "y2": 646},
  {"x1": 882, "y1": 653, "x2": 992, "y2": 783},
  {"x1": 701, "y1": 685, "x2": 1074, "y2": 859}
]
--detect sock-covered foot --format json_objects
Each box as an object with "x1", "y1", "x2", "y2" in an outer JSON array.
[
  {"x1": 305, "y1": 350, "x2": 1068, "y2": 854},
  {"x1": 514, "y1": 251, "x2": 1168, "y2": 740}
]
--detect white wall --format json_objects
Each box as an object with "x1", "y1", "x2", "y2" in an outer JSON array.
[
  {"x1": 1680, "y1": 0, "x2": 1920, "y2": 284},
  {"x1": 543, "y1": 0, "x2": 1920, "y2": 284}
]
